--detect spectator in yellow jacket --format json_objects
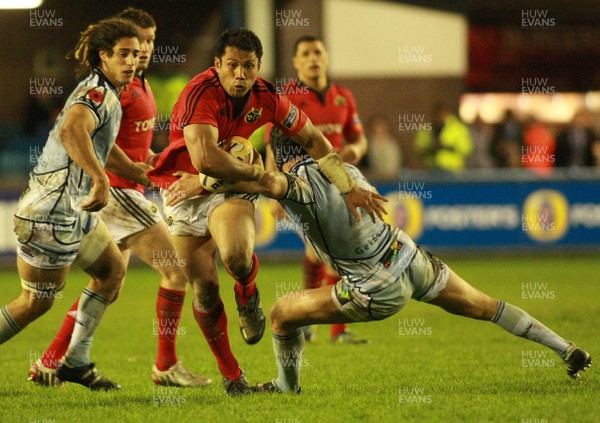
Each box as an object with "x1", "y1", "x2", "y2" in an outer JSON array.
[{"x1": 415, "y1": 103, "x2": 472, "y2": 171}]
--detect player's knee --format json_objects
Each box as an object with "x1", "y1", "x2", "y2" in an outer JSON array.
[
  {"x1": 18, "y1": 281, "x2": 63, "y2": 319},
  {"x1": 269, "y1": 300, "x2": 290, "y2": 332},
  {"x1": 222, "y1": 252, "x2": 252, "y2": 279},
  {"x1": 92, "y1": 260, "x2": 125, "y2": 299},
  {"x1": 160, "y1": 266, "x2": 188, "y2": 290},
  {"x1": 269, "y1": 301, "x2": 282, "y2": 329},
  {"x1": 463, "y1": 298, "x2": 496, "y2": 320},
  {"x1": 107, "y1": 264, "x2": 126, "y2": 292},
  {"x1": 94, "y1": 258, "x2": 126, "y2": 285}
]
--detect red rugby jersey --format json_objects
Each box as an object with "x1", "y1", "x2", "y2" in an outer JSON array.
[
  {"x1": 267, "y1": 80, "x2": 363, "y2": 150},
  {"x1": 106, "y1": 75, "x2": 157, "y2": 192},
  {"x1": 147, "y1": 67, "x2": 307, "y2": 186}
]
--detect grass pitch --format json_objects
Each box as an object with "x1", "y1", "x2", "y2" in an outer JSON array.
[{"x1": 0, "y1": 255, "x2": 598, "y2": 422}]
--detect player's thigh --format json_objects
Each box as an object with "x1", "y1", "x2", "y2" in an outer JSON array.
[
  {"x1": 428, "y1": 268, "x2": 498, "y2": 320},
  {"x1": 272, "y1": 285, "x2": 353, "y2": 332},
  {"x1": 169, "y1": 235, "x2": 218, "y2": 286},
  {"x1": 208, "y1": 198, "x2": 255, "y2": 255},
  {"x1": 119, "y1": 246, "x2": 132, "y2": 269},
  {"x1": 12, "y1": 257, "x2": 67, "y2": 322},
  {"x1": 16, "y1": 256, "x2": 69, "y2": 289},
  {"x1": 124, "y1": 221, "x2": 182, "y2": 271}
]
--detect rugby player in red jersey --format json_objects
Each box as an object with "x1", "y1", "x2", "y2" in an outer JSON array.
[
  {"x1": 29, "y1": 8, "x2": 211, "y2": 388},
  {"x1": 147, "y1": 27, "x2": 384, "y2": 396},
  {"x1": 266, "y1": 36, "x2": 369, "y2": 343}
]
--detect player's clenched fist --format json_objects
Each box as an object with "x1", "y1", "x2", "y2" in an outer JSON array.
[{"x1": 81, "y1": 177, "x2": 110, "y2": 211}]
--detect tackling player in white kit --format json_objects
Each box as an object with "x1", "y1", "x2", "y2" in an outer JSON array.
[{"x1": 212, "y1": 129, "x2": 591, "y2": 393}]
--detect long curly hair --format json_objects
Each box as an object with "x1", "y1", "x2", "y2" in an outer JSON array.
[{"x1": 67, "y1": 17, "x2": 139, "y2": 80}]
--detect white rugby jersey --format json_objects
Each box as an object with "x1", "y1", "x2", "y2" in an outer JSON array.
[
  {"x1": 280, "y1": 160, "x2": 417, "y2": 285},
  {"x1": 18, "y1": 69, "x2": 122, "y2": 223}
]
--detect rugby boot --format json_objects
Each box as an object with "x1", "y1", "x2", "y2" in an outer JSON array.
[
  {"x1": 235, "y1": 289, "x2": 265, "y2": 345},
  {"x1": 56, "y1": 358, "x2": 120, "y2": 391},
  {"x1": 564, "y1": 343, "x2": 592, "y2": 379}
]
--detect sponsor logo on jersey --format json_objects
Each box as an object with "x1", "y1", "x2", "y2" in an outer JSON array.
[
  {"x1": 334, "y1": 95, "x2": 347, "y2": 106},
  {"x1": 335, "y1": 282, "x2": 352, "y2": 305},
  {"x1": 522, "y1": 189, "x2": 568, "y2": 242},
  {"x1": 282, "y1": 104, "x2": 299, "y2": 129},
  {"x1": 245, "y1": 107, "x2": 263, "y2": 123}
]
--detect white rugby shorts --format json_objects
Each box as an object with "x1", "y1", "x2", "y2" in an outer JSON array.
[
  {"x1": 98, "y1": 187, "x2": 162, "y2": 243},
  {"x1": 331, "y1": 245, "x2": 449, "y2": 322},
  {"x1": 162, "y1": 191, "x2": 258, "y2": 237},
  {"x1": 15, "y1": 211, "x2": 100, "y2": 270}
]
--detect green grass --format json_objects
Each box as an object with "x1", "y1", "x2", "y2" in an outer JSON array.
[{"x1": 0, "y1": 255, "x2": 598, "y2": 422}]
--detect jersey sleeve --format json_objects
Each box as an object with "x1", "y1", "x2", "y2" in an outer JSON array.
[
  {"x1": 272, "y1": 93, "x2": 308, "y2": 137},
  {"x1": 341, "y1": 89, "x2": 364, "y2": 141},
  {"x1": 182, "y1": 85, "x2": 220, "y2": 127},
  {"x1": 70, "y1": 85, "x2": 109, "y2": 127}
]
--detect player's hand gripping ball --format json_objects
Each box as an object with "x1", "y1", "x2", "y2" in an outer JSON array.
[{"x1": 199, "y1": 136, "x2": 254, "y2": 193}]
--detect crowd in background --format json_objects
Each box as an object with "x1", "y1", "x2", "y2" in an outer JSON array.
[
  {"x1": 3, "y1": 94, "x2": 600, "y2": 183},
  {"x1": 361, "y1": 105, "x2": 600, "y2": 181}
]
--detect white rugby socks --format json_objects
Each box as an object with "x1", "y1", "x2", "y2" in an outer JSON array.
[
  {"x1": 492, "y1": 300, "x2": 570, "y2": 359},
  {"x1": 0, "y1": 305, "x2": 22, "y2": 344},
  {"x1": 272, "y1": 328, "x2": 304, "y2": 392},
  {"x1": 65, "y1": 288, "x2": 110, "y2": 367}
]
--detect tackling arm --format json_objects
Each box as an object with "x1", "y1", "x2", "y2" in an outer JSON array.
[
  {"x1": 290, "y1": 119, "x2": 387, "y2": 222},
  {"x1": 232, "y1": 171, "x2": 289, "y2": 200},
  {"x1": 105, "y1": 144, "x2": 151, "y2": 187}
]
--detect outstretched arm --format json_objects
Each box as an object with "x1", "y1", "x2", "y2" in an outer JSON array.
[
  {"x1": 163, "y1": 168, "x2": 288, "y2": 206},
  {"x1": 105, "y1": 144, "x2": 152, "y2": 187},
  {"x1": 233, "y1": 171, "x2": 289, "y2": 199},
  {"x1": 290, "y1": 120, "x2": 386, "y2": 222},
  {"x1": 163, "y1": 148, "x2": 268, "y2": 206}
]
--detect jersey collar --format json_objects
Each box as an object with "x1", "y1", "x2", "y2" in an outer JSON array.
[
  {"x1": 136, "y1": 72, "x2": 148, "y2": 92},
  {"x1": 298, "y1": 79, "x2": 331, "y2": 104},
  {"x1": 93, "y1": 68, "x2": 119, "y2": 96}
]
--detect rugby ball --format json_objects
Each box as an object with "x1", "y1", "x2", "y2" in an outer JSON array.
[{"x1": 199, "y1": 136, "x2": 254, "y2": 193}]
